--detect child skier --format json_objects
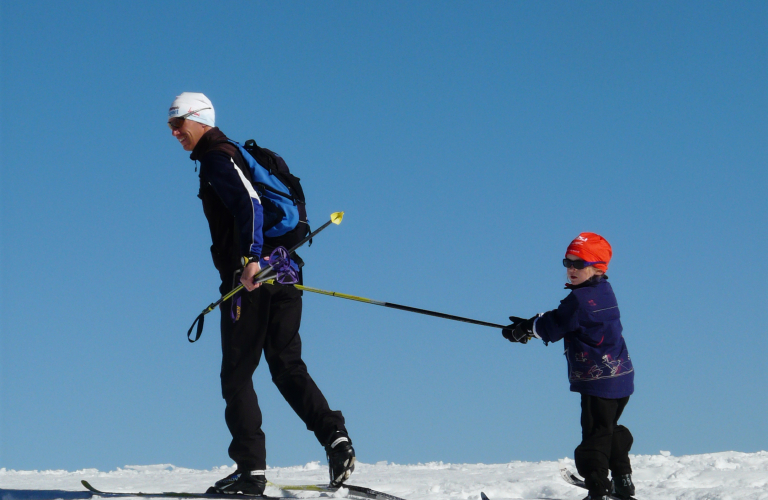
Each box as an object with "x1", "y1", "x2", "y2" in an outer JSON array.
[{"x1": 503, "y1": 233, "x2": 635, "y2": 500}]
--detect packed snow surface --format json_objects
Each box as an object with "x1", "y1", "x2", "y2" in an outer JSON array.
[{"x1": 2, "y1": 451, "x2": 767, "y2": 500}]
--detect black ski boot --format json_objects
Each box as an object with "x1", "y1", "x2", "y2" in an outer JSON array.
[
  {"x1": 612, "y1": 473, "x2": 636, "y2": 499},
  {"x1": 583, "y1": 471, "x2": 612, "y2": 500},
  {"x1": 325, "y1": 430, "x2": 355, "y2": 486},
  {"x1": 207, "y1": 470, "x2": 267, "y2": 496}
]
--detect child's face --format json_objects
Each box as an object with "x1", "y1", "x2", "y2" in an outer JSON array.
[{"x1": 565, "y1": 253, "x2": 599, "y2": 286}]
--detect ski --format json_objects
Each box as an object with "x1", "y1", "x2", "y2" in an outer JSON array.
[
  {"x1": 0, "y1": 488, "x2": 92, "y2": 500},
  {"x1": 559, "y1": 468, "x2": 587, "y2": 489},
  {"x1": 559, "y1": 469, "x2": 637, "y2": 500},
  {"x1": 80, "y1": 481, "x2": 281, "y2": 500},
  {"x1": 3, "y1": 479, "x2": 409, "y2": 500},
  {"x1": 268, "y1": 481, "x2": 407, "y2": 500},
  {"x1": 480, "y1": 490, "x2": 563, "y2": 500}
]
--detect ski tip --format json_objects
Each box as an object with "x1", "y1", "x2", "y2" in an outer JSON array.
[
  {"x1": 480, "y1": 492, "x2": 490, "y2": 500},
  {"x1": 559, "y1": 467, "x2": 586, "y2": 489},
  {"x1": 81, "y1": 480, "x2": 98, "y2": 493},
  {"x1": 331, "y1": 212, "x2": 344, "y2": 225}
]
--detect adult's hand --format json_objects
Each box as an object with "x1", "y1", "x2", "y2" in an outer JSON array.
[{"x1": 240, "y1": 261, "x2": 262, "y2": 291}]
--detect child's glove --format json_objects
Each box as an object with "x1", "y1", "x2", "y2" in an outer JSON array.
[{"x1": 502, "y1": 316, "x2": 535, "y2": 344}]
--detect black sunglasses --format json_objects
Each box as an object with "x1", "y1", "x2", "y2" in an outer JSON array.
[
  {"x1": 563, "y1": 258, "x2": 605, "y2": 270},
  {"x1": 167, "y1": 107, "x2": 211, "y2": 130}
]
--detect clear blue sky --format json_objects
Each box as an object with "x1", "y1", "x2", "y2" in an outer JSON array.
[{"x1": 1, "y1": 1, "x2": 766, "y2": 472}]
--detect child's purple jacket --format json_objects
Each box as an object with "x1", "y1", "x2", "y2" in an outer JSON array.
[{"x1": 534, "y1": 277, "x2": 634, "y2": 399}]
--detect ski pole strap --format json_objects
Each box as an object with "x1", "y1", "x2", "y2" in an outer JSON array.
[
  {"x1": 187, "y1": 295, "x2": 231, "y2": 343},
  {"x1": 187, "y1": 312, "x2": 205, "y2": 343}
]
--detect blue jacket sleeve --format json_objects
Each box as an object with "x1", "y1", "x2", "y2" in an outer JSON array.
[
  {"x1": 200, "y1": 150, "x2": 264, "y2": 258},
  {"x1": 534, "y1": 291, "x2": 580, "y2": 344}
]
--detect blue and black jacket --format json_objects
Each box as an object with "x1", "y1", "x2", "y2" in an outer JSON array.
[
  {"x1": 534, "y1": 276, "x2": 634, "y2": 399},
  {"x1": 192, "y1": 128, "x2": 264, "y2": 278}
]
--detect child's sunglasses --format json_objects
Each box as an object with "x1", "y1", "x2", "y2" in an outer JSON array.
[
  {"x1": 167, "y1": 107, "x2": 212, "y2": 130},
  {"x1": 562, "y1": 258, "x2": 605, "y2": 270}
]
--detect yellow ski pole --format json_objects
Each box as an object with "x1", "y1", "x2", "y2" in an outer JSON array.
[{"x1": 187, "y1": 212, "x2": 344, "y2": 342}]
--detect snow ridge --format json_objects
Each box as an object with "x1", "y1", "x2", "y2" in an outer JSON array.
[{"x1": 2, "y1": 451, "x2": 767, "y2": 500}]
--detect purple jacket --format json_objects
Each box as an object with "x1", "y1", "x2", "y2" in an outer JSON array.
[{"x1": 534, "y1": 277, "x2": 634, "y2": 399}]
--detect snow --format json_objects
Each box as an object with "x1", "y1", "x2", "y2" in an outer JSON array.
[{"x1": 2, "y1": 451, "x2": 768, "y2": 500}]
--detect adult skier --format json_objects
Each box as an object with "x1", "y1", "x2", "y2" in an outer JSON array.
[{"x1": 167, "y1": 92, "x2": 355, "y2": 495}]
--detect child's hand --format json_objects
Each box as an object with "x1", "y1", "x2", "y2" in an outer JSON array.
[{"x1": 502, "y1": 316, "x2": 534, "y2": 343}]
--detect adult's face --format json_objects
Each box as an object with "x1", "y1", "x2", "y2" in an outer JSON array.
[{"x1": 169, "y1": 117, "x2": 209, "y2": 151}]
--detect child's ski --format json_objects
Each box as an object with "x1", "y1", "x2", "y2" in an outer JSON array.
[
  {"x1": 559, "y1": 469, "x2": 637, "y2": 500},
  {"x1": 559, "y1": 468, "x2": 587, "y2": 489}
]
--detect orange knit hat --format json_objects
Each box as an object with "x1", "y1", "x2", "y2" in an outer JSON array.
[{"x1": 565, "y1": 232, "x2": 612, "y2": 272}]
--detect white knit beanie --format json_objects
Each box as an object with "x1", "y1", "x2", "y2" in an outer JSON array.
[{"x1": 168, "y1": 92, "x2": 215, "y2": 127}]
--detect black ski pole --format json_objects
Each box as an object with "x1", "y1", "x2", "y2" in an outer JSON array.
[{"x1": 263, "y1": 280, "x2": 506, "y2": 330}]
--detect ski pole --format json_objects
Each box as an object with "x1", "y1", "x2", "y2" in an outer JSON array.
[
  {"x1": 263, "y1": 280, "x2": 506, "y2": 330},
  {"x1": 187, "y1": 212, "x2": 344, "y2": 342}
]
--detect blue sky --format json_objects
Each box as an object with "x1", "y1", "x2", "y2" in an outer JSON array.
[{"x1": 1, "y1": 1, "x2": 766, "y2": 473}]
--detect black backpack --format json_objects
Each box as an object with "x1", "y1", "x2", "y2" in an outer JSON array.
[{"x1": 237, "y1": 139, "x2": 310, "y2": 240}]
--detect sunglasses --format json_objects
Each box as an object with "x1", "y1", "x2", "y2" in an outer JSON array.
[
  {"x1": 562, "y1": 258, "x2": 605, "y2": 270},
  {"x1": 167, "y1": 107, "x2": 211, "y2": 130}
]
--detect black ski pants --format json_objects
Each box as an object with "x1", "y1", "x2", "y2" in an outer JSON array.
[
  {"x1": 219, "y1": 279, "x2": 346, "y2": 471},
  {"x1": 575, "y1": 394, "x2": 633, "y2": 494}
]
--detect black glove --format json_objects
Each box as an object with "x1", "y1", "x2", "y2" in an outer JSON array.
[{"x1": 502, "y1": 315, "x2": 535, "y2": 344}]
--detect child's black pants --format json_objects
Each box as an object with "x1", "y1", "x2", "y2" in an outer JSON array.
[
  {"x1": 219, "y1": 281, "x2": 347, "y2": 471},
  {"x1": 575, "y1": 394, "x2": 633, "y2": 493}
]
